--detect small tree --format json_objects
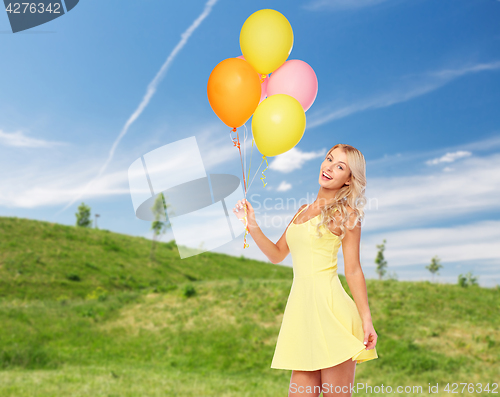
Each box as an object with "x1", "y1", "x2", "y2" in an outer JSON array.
[
  {"x1": 150, "y1": 193, "x2": 172, "y2": 261},
  {"x1": 458, "y1": 271, "x2": 478, "y2": 288},
  {"x1": 386, "y1": 270, "x2": 398, "y2": 281},
  {"x1": 426, "y1": 255, "x2": 443, "y2": 283},
  {"x1": 76, "y1": 202, "x2": 92, "y2": 228},
  {"x1": 375, "y1": 239, "x2": 387, "y2": 280}
]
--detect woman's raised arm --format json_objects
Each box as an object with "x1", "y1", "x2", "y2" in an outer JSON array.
[{"x1": 233, "y1": 199, "x2": 307, "y2": 264}]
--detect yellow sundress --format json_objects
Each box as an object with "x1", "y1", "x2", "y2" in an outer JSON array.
[{"x1": 271, "y1": 204, "x2": 378, "y2": 371}]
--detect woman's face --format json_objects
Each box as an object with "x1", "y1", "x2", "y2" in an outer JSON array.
[{"x1": 318, "y1": 147, "x2": 351, "y2": 188}]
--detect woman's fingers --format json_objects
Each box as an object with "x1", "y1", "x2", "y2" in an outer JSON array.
[
  {"x1": 233, "y1": 199, "x2": 249, "y2": 212},
  {"x1": 233, "y1": 200, "x2": 246, "y2": 216},
  {"x1": 243, "y1": 198, "x2": 252, "y2": 210},
  {"x1": 365, "y1": 333, "x2": 377, "y2": 350},
  {"x1": 232, "y1": 201, "x2": 248, "y2": 226}
]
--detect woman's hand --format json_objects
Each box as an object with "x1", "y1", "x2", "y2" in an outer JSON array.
[
  {"x1": 362, "y1": 321, "x2": 378, "y2": 350},
  {"x1": 232, "y1": 198, "x2": 257, "y2": 229}
]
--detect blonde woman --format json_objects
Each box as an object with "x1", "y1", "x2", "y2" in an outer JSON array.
[{"x1": 233, "y1": 144, "x2": 378, "y2": 397}]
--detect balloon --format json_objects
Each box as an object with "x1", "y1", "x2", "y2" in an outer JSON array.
[
  {"x1": 252, "y1": 94, "x2": 306, "y2": 157},
  {"x1": 237, "y1": 55, "x2": 268, "y2": 103},
  {"x1": 207, "y1": 58, "x2": 261, "y2": 129},
  {"x1": 267, "y1": 59, "x2": 318, "y2": 112},
  {"x1": 240, "y1": 9, "x2": 294, "y2": 76}
]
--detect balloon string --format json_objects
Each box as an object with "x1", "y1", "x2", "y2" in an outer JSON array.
[
  {"x1": 243, "y1": 124, "x2": 248, "y2": 195},
  {"x1": 246, "y1": 137, "x2": 254, "y2": 190},
  {"x1": 247, "y1": 156, "x2": 265, "y2": 192},
  {"x1": 260, "y1": 155, "x2": 269, "y2": 187},
  {"x1": 242, "y1": 202, "x2": 249, "y2": 249},
  {"x1": 230, "y1": 127, "x2": 250, "y2": 249},
  {"x1": 229, "y1": 127, "x2": 248, "y2": 195},
  {"x1": 241, "y1": 130, "x2": 255, "y2": 250},
  {"x1": 241, "y1": 127, "x2": 255, "y2": 250},
  {"x1": 237, "y1": 131, "x2": 247, "y2": 195},
  {"x1": 241, "y1": 126, "x2": 250, "y2": 250}
]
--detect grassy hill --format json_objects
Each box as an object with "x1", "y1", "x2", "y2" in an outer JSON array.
[
  {"x1": 0, "y1": 216, "x2": 499, "y2": 396},
  {"x1": 0, "y1": 216, "x2": 292, "y2": 300}
]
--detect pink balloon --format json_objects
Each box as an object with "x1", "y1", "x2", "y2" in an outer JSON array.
[
  {"x1": 267, "y1": 59, "x2": 318, "y2": 112},
  {"x1": 237, "y1": 55, "x2": 268, "y2": 103}
]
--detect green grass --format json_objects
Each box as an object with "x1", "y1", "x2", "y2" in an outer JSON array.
[
  {"x1": 0, "y1": 216, "x2": 292, "y2": 300},
  {"x1": 0, "y1": 217, "x2": 499, "y2": 396}
]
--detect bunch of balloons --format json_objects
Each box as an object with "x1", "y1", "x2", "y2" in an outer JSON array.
[{"x1": 207, "y1": 9, "x2": 318, "y2": 247}]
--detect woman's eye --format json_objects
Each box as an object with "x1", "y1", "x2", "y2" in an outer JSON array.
[{"x1": 338, "y1": 165, "x2": 343, "y2": 170}]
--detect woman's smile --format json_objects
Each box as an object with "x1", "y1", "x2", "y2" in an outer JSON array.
[{"x1": 321, "y1": 171, "x2": 333, "y2": 180}]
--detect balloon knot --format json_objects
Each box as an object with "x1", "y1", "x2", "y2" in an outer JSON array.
[
  {"x1": 232, "y1": 127, "x2": 237, "y2": 132},
  {"x1": 260, "y1": 74, "x2": 267, "y2": 83},
  {"x1": 230, "y1": 128, "x2": 240, "y2": 149}
]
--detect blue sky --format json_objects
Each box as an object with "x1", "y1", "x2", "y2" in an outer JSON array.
[{"x1": 1, "y1": 0, "x2": 499, "y2": 286}]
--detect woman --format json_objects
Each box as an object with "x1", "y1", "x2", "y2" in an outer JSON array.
[{"x1": 233, "y1": 144, "x2": 378, "y2": 397}]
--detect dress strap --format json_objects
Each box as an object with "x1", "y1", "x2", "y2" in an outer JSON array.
[{"x1": 291, "y1": 204, "x2": 310, "y2": 224}]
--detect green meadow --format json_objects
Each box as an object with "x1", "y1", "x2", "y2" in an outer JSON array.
[{"x1": 0, "y1": 216, "x2": 498, "y2": 396}]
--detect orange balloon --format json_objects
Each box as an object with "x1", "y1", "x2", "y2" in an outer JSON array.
[{"x1": 207, "y1": 58, "x2": 261, "y2": 129}]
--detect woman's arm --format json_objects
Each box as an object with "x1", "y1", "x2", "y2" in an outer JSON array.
[
  {"x1": 330, "y1": 206, "x2": 378, "y2": 350},
  {"x1": 337, "y1": 206, "x2": 373, "y2": 324},
  {"x1": 252, "y1": 204, "x2": 308, "y2": 264},
  {"x1": 233, "y1": 199, "x2": 306, "y2": 264}
]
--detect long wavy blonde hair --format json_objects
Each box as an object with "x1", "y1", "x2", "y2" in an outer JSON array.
[{"x1": 313, "y1": 144, "x2": 367, "y2": 240}]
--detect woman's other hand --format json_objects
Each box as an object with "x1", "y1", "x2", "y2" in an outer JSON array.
[{"x1": 362, "y1": 321, "x2": 378, "y2": 350}]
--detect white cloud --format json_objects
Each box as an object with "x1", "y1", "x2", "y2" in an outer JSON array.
[
  {"x1": 425, "y1": 150, "x2": 472, "y2": 165},
  {"x1": 364, "y1": 134, "x2": 500, "y2": 171},
  {"x1": 276, "y1": 181, "x2": 293, "y2": 192},
  {"x1": 307, "y1": 61, "x2": 500, "y2": 129},
  {"x1": 427, "y1": 60, "x2": 500, "y2": 79},
  {"x1": 0, "y1": 122, "x2": 245, "y2": 210},
  {"x1": 269, "y1": 146, "x2": 326, "y2": 173},
  {"x1": 0, "y1": 125, "x2": 165, "y2": 209},
  {"x1": 0, "y1": 156, "x2": 131, "y2": 209},
  {"x1": 454, "y1": 133, "x2": 500, "y2": 152},
  {"x1": 363, "y1": 151, "x2": 500, "y2": 232},
  {"x1": 358, "y1": 220, "x2": 500, "y2": 273},
  {"x1": 0, "y1": 129, "x2": 67, "y2": 148}
]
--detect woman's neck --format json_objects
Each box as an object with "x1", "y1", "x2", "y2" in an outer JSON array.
[{"x1": 312, "y1": 193, "x2": 338, "y2": 209}]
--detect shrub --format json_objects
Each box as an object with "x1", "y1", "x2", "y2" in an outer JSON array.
[
  {"x1": 66, "y1": 273, "x2": 81, "y2": 282},
  {"x1": 458, "y1": 271, "x2": 478, "y2": 287},
  {"x1": 183, "y1": 284, "x2": 196, "y2": 298}
]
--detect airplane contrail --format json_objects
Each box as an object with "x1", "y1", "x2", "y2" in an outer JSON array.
[{"x1": 55, "y1": 0, "x2": 219, "y2": 216}]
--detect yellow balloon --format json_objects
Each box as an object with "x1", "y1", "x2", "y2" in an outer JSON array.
[
  {"x1": 240, "y1": 9, "x2": 294, "y2": 75},
  {"x1": 252, "y1": 94, "x2": 306, "y2": 157}
]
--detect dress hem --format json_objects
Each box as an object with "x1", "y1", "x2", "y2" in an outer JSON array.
[{"x1": 270, "y1": 345, "x2": 377, "y2": 372}]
